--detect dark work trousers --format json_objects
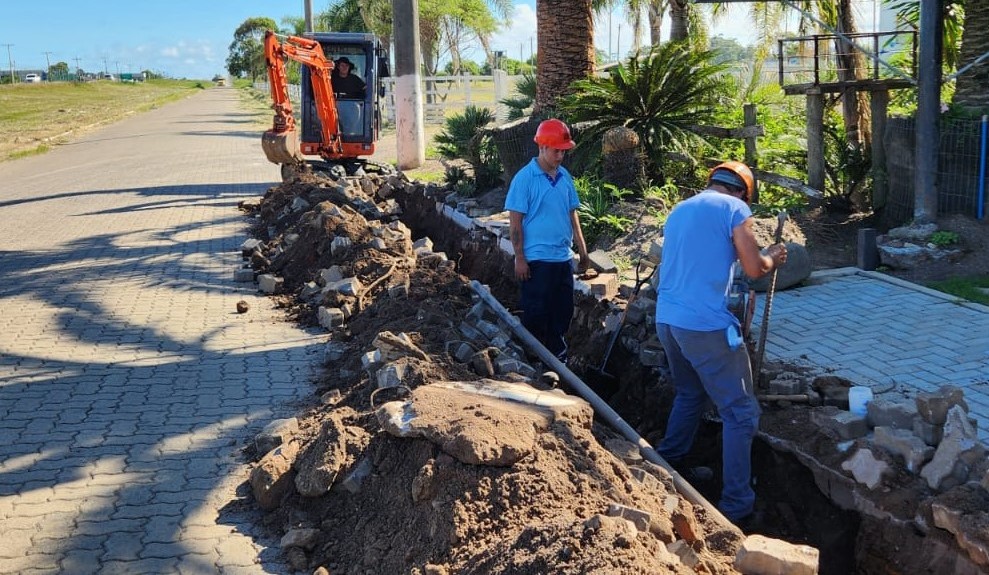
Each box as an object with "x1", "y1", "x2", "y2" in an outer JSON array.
[{"x1": 520, "y1": 260, "x2": 574, "y2": 362}]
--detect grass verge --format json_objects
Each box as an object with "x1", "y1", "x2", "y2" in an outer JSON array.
[
  {"x1": 927, "y1": 275, "x2": 989, "y2": 305},
  {"x1": 0, "y1": 79, "x2": 206, "y2": 161}
]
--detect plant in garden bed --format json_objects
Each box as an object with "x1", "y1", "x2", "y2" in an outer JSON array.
[
  {"x1": 558, "y1": 43, "x2": 732, "y2": 183},
  {"x1": 574, "y1": 176, "x2": 635, "y2": 246},
  {"x1": 929, "y1": 230, "x2": 960, "y2": 248},
  {"x1": 434, "y1": 105, "x2": 503, "y2": 191}
]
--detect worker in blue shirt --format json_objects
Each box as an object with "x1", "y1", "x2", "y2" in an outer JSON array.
[
  {"x1": 505, "y1": 119, "x2": 590, "y2": 362},
  {"x1": 656, "y1": 161, "x2": 787, "y2": 527}
]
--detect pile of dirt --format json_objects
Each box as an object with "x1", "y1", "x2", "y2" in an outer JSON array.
[
  {"x1": 239, "y1": 168, "x2": 759, "y2": 574},
  {"x1": 239, "y1": 167, "x2": 989, "y2": 575}
]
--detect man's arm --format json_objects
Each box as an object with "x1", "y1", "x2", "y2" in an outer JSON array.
[
  {"x1": 733, "y1": 217, "x2": 787, "y2": 279},
  {"x1": 508, "y1": 210, "x2": 530, "y2": 281},
  {"x1": 570, "y1": 210, "x2": 590, "y2": 273}
]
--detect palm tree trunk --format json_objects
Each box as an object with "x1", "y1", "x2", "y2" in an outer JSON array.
[
  {"x1": 835, "y1": 0, "x2": 870, "y2": 149},
  {"x1": 535, "y1": 0, "x2": 595, "y2": 113},
  {"x1": 648, "y1": 0, "x2": 665, "y2": 45},
  {"x1": 953, "y1": 0, "x2": 989, "y2": 110},
  {"x1": 669, "y1": 0, "x2": 688, "y2": 43}
]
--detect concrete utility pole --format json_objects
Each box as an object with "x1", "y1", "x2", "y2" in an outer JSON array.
[
  {"x1": 3, "y1": 44, "x2": 14, "y2": 83},
  {"x1": 392, "y1": 0, "x2": 425, "y2": 169},
  {"x1": 73, "y1": 57, "x2": 82, "y2": 77},
  {"x1": 43, "y1": 51, "x2": 53, "y2": 80},
  {"x1": 304, "y1": 0, "x2": 313, "y2": 33},
  {"x1": 914, "y1": 0, "x2": 943, "y2": 223}
]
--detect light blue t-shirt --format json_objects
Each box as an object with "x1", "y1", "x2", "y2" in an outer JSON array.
[
  {"x1": 657, "y1": 189, "x2": 752, "y2": 331},
  {"x1": 504, "y1": 158, "x2": 580, "y2": 263}
]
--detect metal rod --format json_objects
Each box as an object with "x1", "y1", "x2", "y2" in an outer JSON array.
[{"x1": 468, "y1": 280, "x2": 740, "y2": 533}]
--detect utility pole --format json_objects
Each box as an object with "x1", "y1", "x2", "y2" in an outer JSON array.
[
  {"x1": 304, "y1": 0, "x2": 313, "y2": 33},
  {"x1": 914, "y1": 0, "x2": 943, "y2": 223},
  {"x1": 43, "y1": 51, "x2": 53, "y2": 81},
  {"x1": 114, "y1": 60, "x2": 120, "y2": 77},
  {"x1": 73, "y1": 56, "x2": 82, "y2": 78},
  {"x1": 3, "y1": 44, "x2": 14, "y2": 84},
  {"x1": 102, "y1": 57, "x2": 108, "y2": 77},
  {"x1": 392, "y1": 0, "x2": 425, "y2": 169}
]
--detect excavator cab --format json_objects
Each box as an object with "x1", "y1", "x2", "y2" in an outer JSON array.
[{"x1": 261, "y1": 30, "x2": 390, "y2": 178}]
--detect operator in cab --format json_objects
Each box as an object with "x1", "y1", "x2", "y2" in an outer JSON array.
[{"x1": 331, "y1": 57, "x2": 366, "y2": 98}]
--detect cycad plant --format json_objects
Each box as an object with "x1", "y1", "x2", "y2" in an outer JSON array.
[
  {"x1": 434, "y1": 106, "x2": 503, "y2": 191},
  {"x1": 558, "y1": 42, "x2": 732, "y2": 181},
  {"x1": 501, "y1": 73, "x2": 536, "y2": 120}
]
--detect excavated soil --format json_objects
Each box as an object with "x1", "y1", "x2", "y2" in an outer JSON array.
[{"x1": 237, "y1": 168, "x2": 989, "y2": 575}]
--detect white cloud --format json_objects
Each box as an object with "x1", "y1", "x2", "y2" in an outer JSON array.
[{"x1": 161, "y1": 47, "x2": 180, "y2": 58}]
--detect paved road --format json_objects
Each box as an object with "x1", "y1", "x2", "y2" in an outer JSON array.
[
  {"x1": 0, "y1": 88, "x2": 324, "y2": 574},
  {"x1": 754, "y1": 268, "x2": 989, "y2": 444}
]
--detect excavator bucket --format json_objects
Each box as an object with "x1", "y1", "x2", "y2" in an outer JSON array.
[{"x1": 261, "y1": 129, "x2": 302, "y2": 165}]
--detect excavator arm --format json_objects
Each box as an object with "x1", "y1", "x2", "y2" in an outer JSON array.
[{"x1": 261, "y1": 30, "x2": 343, "y2": 164}]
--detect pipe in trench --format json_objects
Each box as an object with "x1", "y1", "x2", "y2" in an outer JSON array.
[{"x1": 469, "y1": 280, "x2": 740, "y2": 534}]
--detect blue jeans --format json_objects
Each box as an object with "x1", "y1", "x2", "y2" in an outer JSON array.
[
  {"x1": 520, "y1": 261, "x2": 574, "y2": 361},
  {"x1": 656, "y1": 323, "x2": 761, "y2": 522}
]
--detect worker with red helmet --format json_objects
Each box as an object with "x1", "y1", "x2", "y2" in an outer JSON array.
[
  {"x1": 655, "y1": 161, "x2": 787, "y2": 528},
  {"x1": 504, "y1": 119, "x2": 590, "y2": 362}
]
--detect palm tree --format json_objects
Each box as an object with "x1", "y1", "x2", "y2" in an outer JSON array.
[
  {"x1": 535, "y1": 0, "x2": 596, "y2": 112},
  {"x1": 952, "y1": 2, "x2": 989, "y2": 110}
]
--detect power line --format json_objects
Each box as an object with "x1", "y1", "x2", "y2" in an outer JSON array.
[{"x1": 43, "y1": 51, "x2": 54, "y2": 81}]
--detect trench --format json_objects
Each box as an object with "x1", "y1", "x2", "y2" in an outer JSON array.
[{"x1": 393, "y1": 185, "x2": 962, "y2": 575}]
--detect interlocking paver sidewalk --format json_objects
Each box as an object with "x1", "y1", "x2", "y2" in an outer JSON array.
[
  {"x1": 753, "y1": 267, "x2": 989, "y2": 443},
  {"x1": 0, "y1": 88, "x2": 323, "y2": 574}
]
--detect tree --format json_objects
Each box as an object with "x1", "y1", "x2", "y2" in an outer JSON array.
[
  {"x1": 558, "y1": 42, "x2": 731, "y2": 178},
  {"x1": 950, "y1": 3, "x2": 989, "y2": 110},
  {"x1": 49, "y1": 61, "x2": 69, "y2": 79},
  {"x1": 535, "y1": 0, "x2": 595, "y2": 113},
  {"x1": 227, "y1": 17, "x2": 279, "y2": 82}
]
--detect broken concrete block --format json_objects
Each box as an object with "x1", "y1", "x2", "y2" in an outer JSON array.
[
  {"x1": 873, "y1": 426, "x2": 934, "y2": 473},
  {"x1": 921, "y1": 405, "x2": 985, "y2": 490},
  {"x1": 607, "y1": 502, "x2": 652, "y2": 532},
  {"x1": 373, "y1": 331, "x2": 429, "y2": 361},
  {"x1": 331, "y1": 236, "x2": 352, "y2": 255},
  {"x1": 325, "y1": 277, "x2": 363, "y2": 297},
  {"x1": 233, "y1": 268, "x2": 255, "y2": 283},
  {"x1": 290, "y1": 197, "x2": 310, "y2": 212},
  {"x1": 452, "y1": 342, "x2": 475, "y2": 363},
  {"x1": 318, "y1": 307, "x2": 345, "y2": 329},
  {"x1": 254, "y1": 418, "x2": 299, "y2": 456},
  {"x1": 913, "y1": 417, "x2": 944, "y2": 447},
  {"x1": 387, "y1": 274, "x2": 410, "y2": 299},
  {"x1": 412, "y1": 237, "x2": 434, "y2": 253},
  {"x1": 811, "y1": 407, "x2": 869, "y2": 440},
  {"x1": 369, "y1": 237, "x2": 387, "y2": 250},
  {"x1": 475, "y1": 319, "x2": 502, "y2": 340},
  {"x1": 734, "y1": 534, "x2": 819, "y2": 575},
  {"x1": 324, "y1": 341, "x2": 348, "y2": 364},
  {"x1": 338, "y1": 457, "x2": 374, "y2": 494},
  {"x1": 280, "y1": 528, "x2": 320, "y2": 550},
  {"x1": 915, "y1": 385, "x2": 969, "y2": 426},
  {"x1": 841, "y1": 447, "x2": 889, "y2": 489},
  {"x1": 769, "y1": 373, "x2": 805, "y2": 396},
  {"x1": 258, "y1": 274, "x2": 284, "y2": 294},
  {"x1": 494, "y1": 356, "x2": 536, "y2": 378},
  {"x1": 581, "y1": 273, "x2": 619, "y2": 299},
  {"x1": 361, "y1": 350, "x2": 382, "y2": 369},
  {"x1": 300, "y1": 281, "x2": 321, "y2": 300},
  {"x1": 867, "y1": 398, "x2": 917, "y2": 430},
  {"x1": 249, "y1": 441, "x2": 300, "y2": 511},
  {"x1": 319, "y1": 266, "x2": 345, "y2": 286},
  {"x1": 588, "y1": 249, "x2": 617, "y2": 273},
  {"x1": 648, "y1": 239, "x2": 664, "y2": 264},
  {"x1": 459, "y1": 321, "x2": 485, "y2": 342},
  {"x1": 668, "y1": 539, "x2": 700, "y2": 568},
  {"x1": 376, "y1": 361, "x2": 407, "y2": 389},
  {"x1": 240, "y1": 238, "x2": 263, "y2": 255}
]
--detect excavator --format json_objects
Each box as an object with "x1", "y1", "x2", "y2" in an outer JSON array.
[{"x1": 261, "y1": 30, "x2": 390, "y2": 179}]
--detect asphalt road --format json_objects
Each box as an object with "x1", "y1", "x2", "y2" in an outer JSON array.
[{"x1": 0, "y1": 87, "x2": 323, "y2": 574}]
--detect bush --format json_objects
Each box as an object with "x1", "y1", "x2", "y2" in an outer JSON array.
[{"x1": 434, "y1": 106, "x2": 503, "y2": 191}]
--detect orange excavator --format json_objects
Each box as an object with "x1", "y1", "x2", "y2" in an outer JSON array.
[{"x1": 261, "y1": 30, "x2": 390, "y2": 179}]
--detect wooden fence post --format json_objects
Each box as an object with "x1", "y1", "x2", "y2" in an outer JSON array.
[
  {"x1": 807, "y1": 88, "x2": 826, "y2": 194},
  {"x1": 744, "y1": 103, "x2": 759, "y2": 204}
]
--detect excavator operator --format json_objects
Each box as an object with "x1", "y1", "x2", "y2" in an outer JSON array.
[{"x1": 331, "y1": 57, "x2": 366, "y2": 98}]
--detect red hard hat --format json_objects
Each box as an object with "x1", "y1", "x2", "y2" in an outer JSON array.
[
  {"x1": 533, "y1": 119, "x2": 575, "y2": 150},
  {"x1": 708, "y1": 161, "x2": 755, "y2": 203}
]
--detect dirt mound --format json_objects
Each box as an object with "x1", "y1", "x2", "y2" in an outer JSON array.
[{"x1": 239, "y1": 168, "x2": 753, "y2": 574}]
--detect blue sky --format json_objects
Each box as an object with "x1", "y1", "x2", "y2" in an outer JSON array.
[{"x1": 0, "y1": 1, "x2": 883, "y2": 79}]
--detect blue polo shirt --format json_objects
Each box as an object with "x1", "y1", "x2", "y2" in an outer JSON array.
[
  {"x1": 504, "y1": 158, "x2": 580, "y2": 263},
  {"x1": 657, "y1": 189, "x2": 752, "y2": 331}
]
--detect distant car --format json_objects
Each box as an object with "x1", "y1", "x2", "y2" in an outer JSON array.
[{"x1": 24, "y1": 73, "x2": 41, "y2": 83}]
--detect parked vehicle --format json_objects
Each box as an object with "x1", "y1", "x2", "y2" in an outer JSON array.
[{"x1": 24, "y1": 73, "x2": 41, "y2": 83}]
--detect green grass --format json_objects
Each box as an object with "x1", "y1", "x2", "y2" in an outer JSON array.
[
  {"x1": 0, "y1": 79, "x2": 204, "y2": 161},
  {"x1": 927, "y1": 275, "x2": 989, "y2": 305}
]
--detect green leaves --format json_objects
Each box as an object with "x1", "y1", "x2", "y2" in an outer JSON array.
[
  {"x1": 434, "y1": 106, "x2": 503, "y2": 191},
  {"x1": 558, "y1": 42, "x2": 731, "y2": 178}
]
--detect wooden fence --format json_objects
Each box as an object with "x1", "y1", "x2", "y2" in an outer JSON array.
[{"x1": 256, "y1": 72, "x2": 524, "y2": 127}]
